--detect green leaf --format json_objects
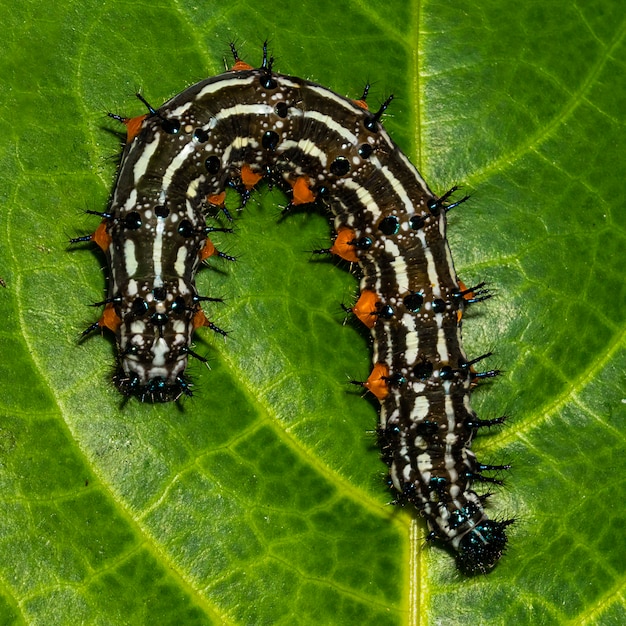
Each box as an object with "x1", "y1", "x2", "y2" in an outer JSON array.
[{"x1": 0, "y1": 0, "x2": 625, "y2": 624}]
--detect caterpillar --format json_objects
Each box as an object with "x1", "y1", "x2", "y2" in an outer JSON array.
[{"x1": 73, "y1": 44, "x2": 513, "y2": 574}]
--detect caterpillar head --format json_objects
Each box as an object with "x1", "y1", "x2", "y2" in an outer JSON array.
[
  {"x1": 455, "y1": 519, "x2": 513, "y2": 575},
  {"x1": 113, "y1": 285, "x2": 197, "y2": 402}
]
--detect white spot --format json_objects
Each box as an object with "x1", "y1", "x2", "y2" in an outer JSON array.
[
  {"x1": 151, "y1": 337, "x2": 169, "y2": 367},
  {"x1": 417, "y1": 453, "x2": 432, "y2": 473},
  {"x1": 130, "y1": 320, "x2": 145, "y2": 334},
  {"x1": 414, "y1": 436, "x2": 427, "y2": 449}
]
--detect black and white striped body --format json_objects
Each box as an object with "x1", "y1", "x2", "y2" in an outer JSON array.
[{"x1": 92, "y1": 63, "x2": 509, "y2": 573}]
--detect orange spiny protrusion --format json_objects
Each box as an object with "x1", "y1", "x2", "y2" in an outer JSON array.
[
  {"x1": 456, "y1": 280, "x2": 482, "y2": 322},
  {"x1": 364, "y1": 363, "x2": 390, "y2": 400},
  {"x1": 192, "y1": 309, "x2": 209, "y2": 330},
  {"x1": 92, "y1": 221, "x2": 112, "y2": 252},
  {"x1": 353, "y1": 290, "x2": 380, "y2": 329},
  {"x1": 200, "y1": 239, "x2": 217, "y2": 261},
  {"x1": 232, "y1": 59, "x2": 253, "y2": 71},
  {"x1": 229, "y1": 41, "x2": 254, "y2": 71},
  {"x1": 122, "y1": 114, "x2": 148, "y2": 142},
  {"x1": 330, "y1": 227, "x2": 359, "y2": 263},
  {"x1": 99, "y1": 303, "x2": 122, "y2": 333},
  {"x1": 457, "y1": 279, "x2": 468, "y2": 323},
  {"x1": 354, "y1": 84, "x2": 370, "y2": 110},
  {"x1": 192, "y1": 308, "x2": 228, "y2": 337},
  {"x1": 291, "y1": 176, "x2": 316, "y2": 205},
  {"x1": 207, "y1": 192, "x2": 226, "y2": 207},
  {"x1": 241, "y1": 164, "x2": 263, "y2": 190},
  {"x1": 458, "y1": 280, "x2": 472, "y2": 300}
]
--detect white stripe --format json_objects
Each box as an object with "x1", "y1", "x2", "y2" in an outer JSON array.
[
  {"x1": 151, "y1": 337, "x2": 169, "y2": 367},
  {"x1": 369, "y1": 156, "x2": 414, "y2": 214},
  {"x1": 152, "y1": 219, "x2": 165, "y2": 287},
  {"x1": 417, "y1": 452, "x2": 432, "y2": 475},
  {"x1": 307, "y1": 84, "x2": 360, "y2": 115},
  {"x1": 403, "y1": 314, "x2": 419, "y2": 364},
  {"x1": 304, "y1": 110, "x2": 358, "y2": 144},
  {"x1": 208, "y1": 103, "x2": 274, "y2": 129},
  {"x1": 422, "y1": 243, "x2": 442, "y2": 299},
  {"x1": 186, "y1": 175, "x2": 206, "y2": 199},
  {"x1": 222, "y1": 136, "x2": 260, "y2": 165},
  {"x1": 410, "y1": 395, "x2": 430, "y2": 422},
  {"x1": 194, "y1": 75, "x2": 256, "y2": 101},
  {"x1": 132, "y1": 135, "x2": 160, "y2": 185},
  {"x1": 175, "y1": 246, "x2": 188, "y2": 279},
  {"x1": 387, "y1": 241, "x2": 409, "y2": 291},
  {"x1": 390, "y1": 462, "x2": 401, "y2": 491},
  {"x1": 162, "y1": 142, "x2": 195, "y2": 194},
  {"x1": 443, "y1": 382, "x2": 458, "y2": 482},
  {"x1": 436, "y1": 318, "x2": 449, "y2": 362},
  {"x1": 124, "y1": 239, "x2": 138, "y2": 277},
  {"x1": 121, "y1": 188, "x2": 138, "y2": 217},
  {"x1": 279, "y1": 138, "x2": 328, "y2": 166},
  {"x1": 342, "y1": 178, "x2": 383, "y2": 221},
  {"x1": 114, "y1": 137, "x2": 154, "y2": 209},
  {"x1": 439, "y1": 212, "x2": 457, "y2": 285},
  {"x1": 397, "y1": 149, "x2": 431, "y2": 194},
  {"x1": 169, "y1": 100, "x2": 194, "y2": 118}
]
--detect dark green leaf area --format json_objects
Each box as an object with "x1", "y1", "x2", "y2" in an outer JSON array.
[
  {"x1": 200, "y1": 192, "x2": 383, "y2": 492},
  {"x1": 184, "y1": 428, "x2": 403, "y2": 624},
  {"x1": 0, "y1": 416, "x2": 209, "y2": 624}
]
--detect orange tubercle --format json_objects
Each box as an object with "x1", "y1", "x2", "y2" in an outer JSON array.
[
  {"x1": 458, "y1": 280, "x2": 472, "y2": 300},
  {"x1": 330, "y1": 227, "x2": 359, "y2": 263},
  {"x1": 353, "y1": 290, "x2": 380, "y2": 328},
  {"x1": 207, "y1": 192, "x2": 226, "y2": 207},
  {"x1": 92, "y1": 221, "x2": 112, "y2": 252},
  {"x1": 99, "y1": 303, "x2": 122, "y2": 333},
  {"x1": 200, "y1": 239, "x2": 217, "y2": 261},
  {"x1": 123, "y1": 114, "x2": 148, "y2": 142},
  {"x1": 353, "y1": 99, "x2": 369, "y2": 110},
  {"x1": 365, "y1": 363, "x2": 390, "y2": 400},
  {"x1": 241, "y1": 164, "x2": 263, "y2": 190},
  {"x1": 192, "y1": 309, "x2": 210, "y2": 330},
  {"x1": 291, "y1": 176, "x2": 316, "y2": 205},
  {"x1": 232, "y1": 60, "x2": 253, "y2": 71},
  {"x1": 456, "y1": 280, "x2": 470, "y2": 323}
]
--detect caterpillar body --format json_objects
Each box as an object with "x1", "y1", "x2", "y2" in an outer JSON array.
[{"x1": 74, "y1": 46, "x2": 512, "y2": 574}]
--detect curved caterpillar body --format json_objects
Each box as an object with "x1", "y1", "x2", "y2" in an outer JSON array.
[{"x1": 75, "y1": 47, "x2": 512, "y2": 574}]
